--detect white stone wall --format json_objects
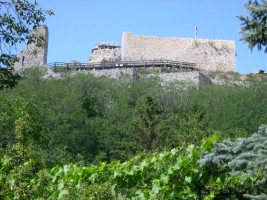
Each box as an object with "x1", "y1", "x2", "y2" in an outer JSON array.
[
  {"x1": 121, "y1": 32, "x2": 236, "y2": 72},
  {"x1": 89, "y1": 47, "x2": 121, "y2": 63},
  {"x1": 13, "y1": 25, "x2": 48, "y2": 70},
  {"x1": 147, "y1": 71, "x2": 206, "y2": 86},
  {"x1": 86, "y1": 68, "x2": 133, "y2": 79},
  {"x1": 80, "y1": 67, "x2": 206, "y2": 86},
  {"x1": 155, "y1": 71, "x2": 203, "y2": 83}
]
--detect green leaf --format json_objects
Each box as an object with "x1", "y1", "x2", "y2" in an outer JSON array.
[
  {"x1": 167, "y1": 166, "x2": 173, "y2": 175},
  {"x1": 151, "y1": 182, "x2": 161, "y2": 196},
  {"x1": 186, "y1": 144, "x2": 195, "y2": 158},
  {"x1": 160, "y1": 174, "x2": 169, "y2": 184},
  {"x1": 203, "y1": 191, "x2": 215, "y2": 200},
  {"x1": 135, "y1": 190, "x2": 146, "y2": 200},
  {"x1": 139, "y1": 160, "x2": 148, "y2": 172},
  {"x1": 185, "y1": 176, "x2": 192, "y2": 183},
  {"x1": 58, "y1": 189, "x2": 69, "y2": 199},
  {"x1": 8, "y1": 178, "x2": 15, "y2": 188}
]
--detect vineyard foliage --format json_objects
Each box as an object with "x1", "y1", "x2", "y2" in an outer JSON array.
[
  {"x1": 0, "y1": 67, "x2": 267, "y2": 199},
  {"x1": 1, "y1": 136, "x2": 218, "y2": 199},
  {"x1": 1, "y1": 127, "x2": 267, "y2": 199}
]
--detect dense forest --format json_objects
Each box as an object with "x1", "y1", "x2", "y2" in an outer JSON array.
[{"x1": 0, "y1": 67, "x2": 267, "y2": 199}]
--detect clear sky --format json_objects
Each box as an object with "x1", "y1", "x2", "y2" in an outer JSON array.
[{"x1": 36, "y1": 0, "x2": 266, "y2": 74}]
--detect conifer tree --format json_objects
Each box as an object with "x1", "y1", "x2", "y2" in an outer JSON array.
[
  {"x1": 198, "y1": 125, "x2": 267, "y2": 199},
  {"x1": 238, "y1": 0, "x2": 267, "y2": 53},
  {"x1": 131, "y1": 95, "x2": 162, "y2": 150}
]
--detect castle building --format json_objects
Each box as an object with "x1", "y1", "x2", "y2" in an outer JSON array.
[{"x1": 13, "y1": 26, "x2": 236, "y2": 73}]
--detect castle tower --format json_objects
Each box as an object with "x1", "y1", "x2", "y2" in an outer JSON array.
[
  {"x1": 88, "y1": 42, "x2": 121, "y2": 63},
  {"x1": 13, "y1": 25, "x2": 49, "y2": 70}
]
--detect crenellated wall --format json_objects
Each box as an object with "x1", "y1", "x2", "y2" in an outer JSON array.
[{"x1": 121, "y1": 32, "x2": 236, "y2": 72}]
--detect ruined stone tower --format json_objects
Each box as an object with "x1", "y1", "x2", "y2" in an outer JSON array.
[
  {"x1": 13, "y1": 25, "x2": 49, "y2": 70},
  {"x1": 89, "y1": 42, "x2": 121, "y2": 63}
]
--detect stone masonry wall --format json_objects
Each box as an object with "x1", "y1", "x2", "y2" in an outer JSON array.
[
  {"x1": 122, "y1": 32, "x2": 236, "y2": 72},
  {"x1": 86, "y1": 68, "x2": 133, "y2": 78},
  {"x1": 151, "y1": 71, "x2": 206, "y2": 85},
  {"x1": 83, "y1": 67, "x2": 206, "y2": 86},
  {"x1": 89, "y1": 47, "x2": 121, "y2": 63},
  {"x1": 13, "y1": 25, "x2": 48, "y2": 70}
]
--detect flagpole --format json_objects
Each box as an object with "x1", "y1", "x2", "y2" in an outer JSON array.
[{"x1": 195, "y1": 25, "x2": 197, "y2": 39}]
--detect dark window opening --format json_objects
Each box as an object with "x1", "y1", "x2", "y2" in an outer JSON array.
[{"x1": 22, "y1": 56, "x2": 25, "y2": 66}]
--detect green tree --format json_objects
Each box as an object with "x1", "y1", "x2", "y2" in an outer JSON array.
[
  {"x1": 131, "y1": 95, "x2": 162, "y2": 151},
  {"x1": 0, "y1": 67, "x2": 20, "y2": 90},
  {"x1": 0, "y1": 0, "x2": 53, "y2": 89},
  {"x1": 238, "y1": 0, "x2": 267, "y2": 52},
  {"x1": 199, "y1": 124, "x2": 267, "y2": 199}
]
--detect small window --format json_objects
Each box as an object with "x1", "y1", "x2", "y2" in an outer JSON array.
[{"x1": 22, "y1": 56, "x2": 25, "y2": 66}]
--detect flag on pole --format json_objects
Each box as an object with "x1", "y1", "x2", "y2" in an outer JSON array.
[{"x1": 195, "y1": 25, "x2": 198, "y2": 39}]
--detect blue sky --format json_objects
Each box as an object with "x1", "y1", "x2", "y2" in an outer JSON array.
[{"x1": 37, "y1": 0, "x2": 266, "y2": 74}]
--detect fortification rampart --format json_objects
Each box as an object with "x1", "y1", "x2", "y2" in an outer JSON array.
[
  {"x1": 122, "y1": 32, "x2": 236, "y2": 72},
  {"x1": 13, "y1": 25, "x2": 48, "y2": 70}
]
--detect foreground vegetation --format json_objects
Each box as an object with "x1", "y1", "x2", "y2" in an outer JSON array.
[
  {"x1": 1, "y1": 126, "x2": 266, "y2": 199},
  {"x1": 0, "y1": 67, "x2": 267, "y2": 199}
]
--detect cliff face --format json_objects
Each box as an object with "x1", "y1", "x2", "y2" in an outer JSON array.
[
  {"x1": 13, "y1": 25, "x2": 48, "y2": 70},
  {"x1": 121, "y1": 32, "x2": 236, "y2": 72}
]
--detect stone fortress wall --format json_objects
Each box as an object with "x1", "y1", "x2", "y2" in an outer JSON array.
[
  {"x1": 121, "y1": 32, "x2": 236, "y2": 72},
  {"x1": 13, "y1": 26, "x2": 236, "y2": 74},
  {"x1": 13, "y1": 26, "x2": 238, "y2": 85},
  {"x1": 83, "y1": 69, "x2": 206, "y2": 86},
  {"x1": 13, "y1": 25, "x2": 48, "y2": 70}
]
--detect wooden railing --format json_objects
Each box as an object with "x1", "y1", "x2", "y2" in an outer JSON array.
[{"x1": 47, "y1": 60, "x2": 196, "y2": 71}]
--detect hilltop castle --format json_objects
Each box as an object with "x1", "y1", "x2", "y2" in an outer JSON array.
[{"x1": 14, "y1": 26, "x2": 236, "y2": 73}]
